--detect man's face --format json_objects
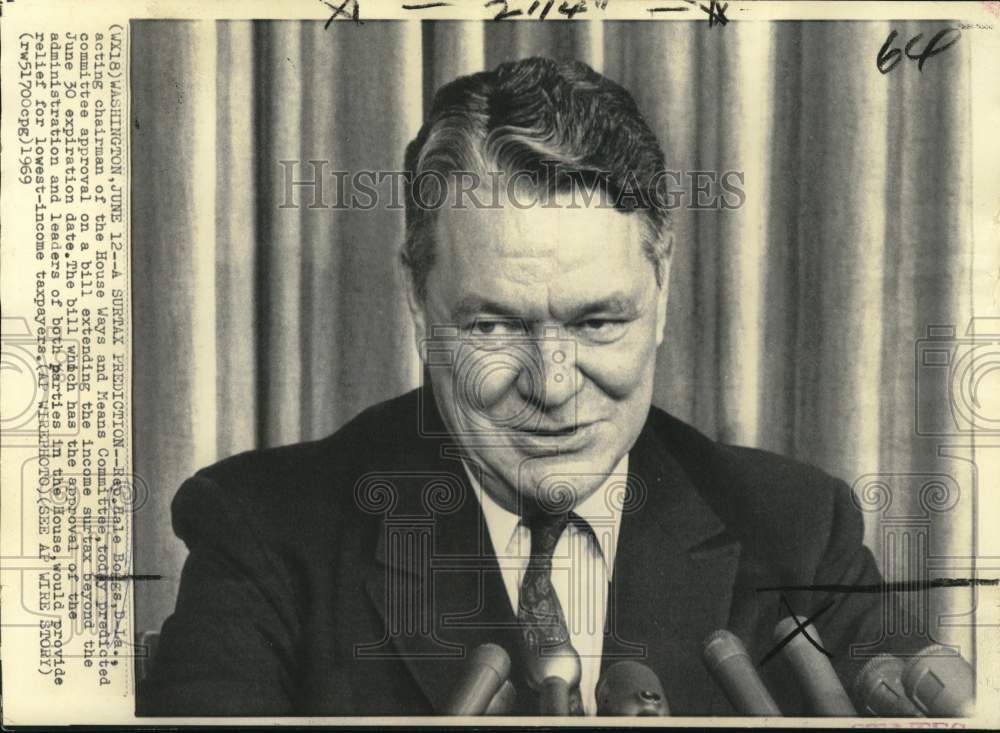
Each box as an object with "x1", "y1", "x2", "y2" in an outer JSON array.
[{"x1": 408, "y1": 188, "x2": 671, "y2": 516}]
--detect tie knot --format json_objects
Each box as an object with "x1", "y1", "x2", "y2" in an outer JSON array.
[{"x1": 525, "y1": 513, "x2": 570, "y2": 559}]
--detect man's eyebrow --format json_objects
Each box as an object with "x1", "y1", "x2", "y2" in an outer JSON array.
[
  {"x1": 450, "y1": 296, "x2": 522, "y2": 321},
  {"x1": 567, "y1": 295, "x2": 640, "y2": 320}
]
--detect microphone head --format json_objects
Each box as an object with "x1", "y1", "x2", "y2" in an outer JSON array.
[
  {"x1": 772, "y1": 615, "x2": 856, "y2": 716},
  {"x1": 853, "y1": 654, "x2": 921, "y2": 717},
  {"x1": 596, "y1": 661, "x2": 669, "y2": 716},
  {"x1": 469, "y1": 642, "x2": 512, "y2": 679},
  {"x1": 703, "y1": 629, "x2": 751, "y2": 672},
  {"x1": 902, "y1": 645, "x2": 975, "y2": 717},
  {"x1": 521, "y1": 637, "x2": 581, "y2": 691},
  {"x1": 774, "y1": 615, "x2": 824, "y2": 644}
]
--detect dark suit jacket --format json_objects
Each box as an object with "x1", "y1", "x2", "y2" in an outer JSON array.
[{"x1": 139, "y1": 386, "x2": 921, "y2": 716}]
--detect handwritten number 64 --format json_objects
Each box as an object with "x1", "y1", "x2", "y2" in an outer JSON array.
[{"x1": 877, "y1": 27, "x2": 961, "y2": 74}]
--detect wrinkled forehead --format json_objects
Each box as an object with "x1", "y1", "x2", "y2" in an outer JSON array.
[
  {"x1": 436, "y1": 188, "x2": 645, "y2": 264},
  {"x1": 428, "y1": 189, "x2": 653, "y2": 312}
]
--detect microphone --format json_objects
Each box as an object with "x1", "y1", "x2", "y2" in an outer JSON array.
[
  {"x1": 702, "y1": 630, "x2": 781, "y2": 716},
  {"x1": 443, "y1": 643, "x2": 512, "y2": 715},
  {"x1": 853, "y1": 654, "x2": 922, "y2": 717},
  {"x1": 595, "y1": 661, "x2": 669, "y2": 716},
  {"x1": 522, "y1": 638, "x2": 581, "y2": 715},
  {"x1": 773, "y1": 616, "x2": 856, "y2": 715},
  {"x1": 901, "y1": 645, "x2": 974, "y2": 717},
  {"x1": 483, "y1": 678, "x2": 517, "y2": 715}
]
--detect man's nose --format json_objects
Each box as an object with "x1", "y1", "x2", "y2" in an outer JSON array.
[{"x1": 515, "y1": 331, "x2": 577, "y2": 410}]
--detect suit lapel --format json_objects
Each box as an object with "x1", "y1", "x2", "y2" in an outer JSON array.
[
  {"x1": 361, "y1": 399, "x2": 523, "y2": 713},
  {"x1": 602, "y1": 412, "x2": 743, "y2": 715}
]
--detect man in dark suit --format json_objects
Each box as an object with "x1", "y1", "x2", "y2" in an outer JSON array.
[{"x1": 140, "y1": 57, "x2": 922, "y2": 717}]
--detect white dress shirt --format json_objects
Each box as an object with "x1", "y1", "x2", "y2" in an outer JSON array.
[{"x1": 464, "y1": 456, "x2": 629, "y2": 715}]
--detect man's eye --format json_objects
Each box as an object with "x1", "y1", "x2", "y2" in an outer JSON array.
[
  {"x1": 473, "y1": 321, "x2": 497, "y2": 335},
  {"x1": 470, "y1": 319, "x2": 525, "y2": 337},
  {"x1": 575, "y1": 319, "x2": 627, "y2": 341}
]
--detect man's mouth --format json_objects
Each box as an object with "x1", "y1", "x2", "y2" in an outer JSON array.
[
  {"x1": 518, "y1": 423, "x2": 584, "y2": 436},
  {"x1": 504, "y1": 420, "x2": 601, "y2": 453}
]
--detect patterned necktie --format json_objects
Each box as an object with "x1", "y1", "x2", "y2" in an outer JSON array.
[{"x1": 518, "y1": 512, "x2": 585, "y2": 715}]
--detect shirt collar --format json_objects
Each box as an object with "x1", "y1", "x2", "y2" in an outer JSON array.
[{"x1": 463, "y1": 454, "x2": 629, "y2": 577}]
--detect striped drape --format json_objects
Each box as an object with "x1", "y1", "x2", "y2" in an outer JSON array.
[{"x1": 131, "y1": 19, "x2": 976, "y2": 660}]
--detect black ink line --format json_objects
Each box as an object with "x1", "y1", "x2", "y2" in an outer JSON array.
[
  {"x1": 94, "y1": 574, "x2": 163, "y2": 582},
  {"x1": 700, "y1": 0, "x2": 728, "y2": 27},
  {"x1": 758, "y1": 598, "x2": 835, "y2": 668},
  {"x1": 557, "y1": 0, "x2": 586, "y2": 19},
  {"x1": 648, "y1": 6, "x2": 689, "y2": 11},
  {"x1": 322, "y1": 0, "x2": 351, "y2": 27},
  {"x1": 321, "y1": 0, "x2": 361, "y2": 27},
  {"x1": 402, "y1": 1, "x2": 450, "y2": 8},
  {"x1": 485, "y1": 0, "x2": 522, "y2": 20},
  {"x1": 755, "y1": 577, "x2": 999, "y2": 594},
  {"x1": 779, "y1": 595, "x2": 833, "y2": 659}
]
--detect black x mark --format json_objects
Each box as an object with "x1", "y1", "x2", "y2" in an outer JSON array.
[
  {"x1": 757, "y1": 595, "x2": 834, "y2": 668},
  {"x1": 701, "y1": 0, "x2": 728, "y2": 27},
  {"x1": 321, "y1": 0, "x2": 361, "y2": 28}
]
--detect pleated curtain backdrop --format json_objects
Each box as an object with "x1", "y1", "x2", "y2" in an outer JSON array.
[{"x1": 131, "y1": 19, "x2": 975, "y2": 659}]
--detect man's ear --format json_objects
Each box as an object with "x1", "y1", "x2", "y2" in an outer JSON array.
[
  {"x1": 654, "y1": 237, "x2": 673, "y2": 348},
  {"x1": 401, "y1": 262, "x2": 428, "y2": 364}
]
